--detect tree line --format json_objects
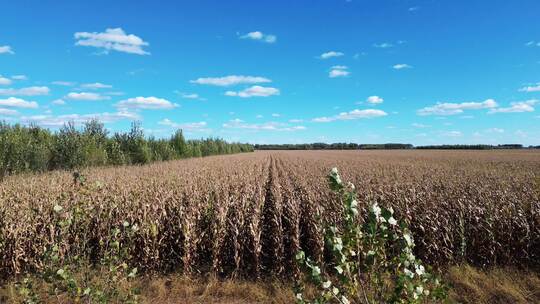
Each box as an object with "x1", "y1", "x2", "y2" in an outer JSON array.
[
  {"x1": 255, "y1": 143, "x2": 413, "y2": 150},
  {"x1": 0, "y1": 120, "x2": 253, "y2": 179},
  {"x1": 254, "y1": 143, "x2": 538, "y2": 150}
]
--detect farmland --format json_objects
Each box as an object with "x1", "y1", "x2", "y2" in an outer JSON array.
[{"x1": 1, "y1": 150, "x2": 539, "y2": 302}]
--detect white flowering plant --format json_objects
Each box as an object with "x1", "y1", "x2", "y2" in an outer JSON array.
[
  {"x1": 295, "y1": 168, "x2": 447, "y2": 303},
  {"x1": 16, "y1": 181, "x2": 140, "y2": 303}
]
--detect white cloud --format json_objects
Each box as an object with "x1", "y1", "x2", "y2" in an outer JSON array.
[
  {"x1": 289, "y1": 119, "x2": 303, "y2": 123},
  {"x1": 81, "y1": 82, "x2": 112, "y2": 89},
  {"x1": 0, "y1": 45, "x2": 14, "y2": 54},
  {"x1": 0, "y1": 97, "x2": 39, "y2": 109},
  {"x1": 115, "y1": 96, "x2": 178, "y2": 110},
  {"x1": 225, "y1": 85, "x2": 280, "y2": 98},
  {"x1": 409, "y1": 7, "x2": 420, "y2": 11},
  {"x1": 366, "y1": 95, "x2": 384, "y2": 104},
  {"x1": 52, "y1": 99, "x2": 66, "y2": 105},
  {"x1": 0, "y1": 108, "x2": 19, "y2": 115},
  {"x1": 52, "y1": 81, "x2": 76, "y2": 86},
  {"x1": 313, "y1": 109, "x2": 387, "y2": 122},
  {"x1": 488, "y1": 99, "x2": 538, "y2": 113},
  {"x1": 271, "y1": 113, "x2": 280, "y2": 117},
  {"x1": 373, "y1": 42, "x2": 394, "y2": 48},
  {"x1": 412, "y1": 123, "x2": 430, "y2": 128},
  {"x1": 442, "y1": 131, "x2": 462, "y2": 137},
  {"x1": 486, "y1": 128, "x2": 504, "y2": 133},
  {"x1": 240, "y1": 31, "x2": 277, "y2": 43},
  {"x1": 190, "y1": 75, "x2": 271, "y2": 86},
  {"x1": 175, "y1": 91, "x2": 205, "y2": 101},
  {"x1": 417, "y1": 99, "x2": 498, "y2": 116},
  {"x1": 0, "y1": 76, "x2": 12, "y2": 85},
  {"x1": 329, "y1": 65, "x2": 350, "y2": 78},
  {"x1": 515, "y1": 130, "x2": 527, "y2": 138},
  {"x1": 21, "y1": 111, "x2": 139, "y2": 127},
  {"x1": 353, "y1": 52, "x2": 367, "y2": 59},
  {"x1": 66, "y1": 92, "x2": 111, "y2": 101},
  {"x1": 393, "y1": 63, "x2": 412, "y2": 70},
  {"x1": 320, "y1": 51, "x2": 344, "y2": 59},
  {"x1": 0, "y1": 86, "x2": 50, "y2": 96},
  {"x1": 158, "y1": 118, "x2": 208, "y2": 131},
  {"x1": 519, "y1": 83, "x2": 540, "y2": 92},
  {"x1": 223, "y1": 119, "x2": 306, "y2": 131},
  {"x1": 11, "y1": 75, "x2": 27, "y2": 81},
  {"x1": 74, "y1": 28, "x2": 150, "y2": 55},
  {"x1": 256, "y1": 114, "x2": 263, "y2": 118},
  {"x1": 181, "y1": 93, "x2": 199, "y2": 99}
]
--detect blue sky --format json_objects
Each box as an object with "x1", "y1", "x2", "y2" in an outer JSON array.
[{"x1": 1, "y1": 0, "x2": 539, "y2": 145}]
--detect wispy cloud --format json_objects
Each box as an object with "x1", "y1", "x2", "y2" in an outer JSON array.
[
  {"x1": 66, "y1": 92, "x2": 111, "y2": 101},
  {"x1": 519, "y1": 82, "x2": 540, "y2": 92},
  {"x1": 158, "y1": 118, "x2": 209, "y2": 131},
  {"x1": 319, "y1": 51, "x2": 344, "y2": 59},
  {"x1": 190, "y1": 75, "x2": 271, "y2": 86},
  {"x1": 21, "y1": 111, "x2": 139, "y2": 127},
  {"x1": 408, "y1": 6, "x2": 420, "y2": 11},
  {"x1": 81, "y1": 82, "x2": 112, "y2": 89},
  {"x1": 313, "y1": 109, "x2": 387, "y2": 122},
  {"x1": 0, "y1": 45, "x2": 14, "y2": 54},
  {"x1": 0, "y1": 86, "x2": 50, "y2": 96},
  {"x1": 0, "y1": 75, "x2": 12, "y2": 86},
  {"x1": 52, "y1": 81, "x2": 76, "y2": 86},
  {"x1": 329, "y1": 65, "x2": 350, "y2": 78},
  {"x1": 486, "y1": 128, "x2": 504, "y2": 133},
  {"x1": 417, "y1": 99, "x2": 498, "y2": 116},
  {"x1": 373, "y1": 42, "x2": 394, "y2": 48},
  {"x1": 0, "y1": 108, "x2": 18, "y2": 116},
  {"x1": 11, "y1": 75, "x2": 27, "y2": 81},
  {"x1": 175, "y1": 91, "x2": 205, "y2": 101},
  {"x1": 442, "y1": 131, "x2": 462, "y2": 137},
  {"x1": 240, "y1": 31, "x2": 276, "y2": 43},
  {"x1": 180, "y1": 93, "x2": 199, "y2": 99},
  {"x1": 412, "y1": 123, "x2": 430, "y2": 128},
  {"x1": 488, "y1": 99, "x2": 538, "y2": 113},
  {"x1": 223, "y1": 119, "x2": 305, "y2": 131},
  {"x1": 0, "y1": 97, "x2": 39, "y2": 109},
  {"x1": 225, "y1": 86, "x2": 280, "y2": 98},
  {"x1": 115, "y1": 96, "x2": 178, "y2": 110},
  {"x1": 52, "y1": 99, "x2": 66, "y2": 105},
  {"x1": 393, "y1": 63, "x2": 412, "y2": 70},
  {"x1": 74, "y1": 28, "x2": 150, "y2": 55}
]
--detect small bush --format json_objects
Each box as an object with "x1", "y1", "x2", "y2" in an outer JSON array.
[{"x1": 295, "y1": 168, "x2": 448, "y2": 303}]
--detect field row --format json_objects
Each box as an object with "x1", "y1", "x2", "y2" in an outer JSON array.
[{"x1": 0, "y1": 150, "x2": 539, "y2": 279}]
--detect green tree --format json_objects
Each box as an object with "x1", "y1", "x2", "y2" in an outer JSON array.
[
  {"x1": 52, "y1": 122, "x2": 85, "y2": 170},
  {"x1": 171, "y1": 129, "x2": 187, "y2": 158}
]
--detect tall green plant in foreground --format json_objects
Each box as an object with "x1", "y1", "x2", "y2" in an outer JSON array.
[
  {"x1": 295, "y1": 168, "x2": 447, "y2": 304},
  {"x1": 16, "y1": 189, "x2": 140, "y2": 304}
]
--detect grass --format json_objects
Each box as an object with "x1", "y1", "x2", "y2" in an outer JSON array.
[
  {"x1": 1, "y1": 265, "x2": 538, "y2": 303},
  {"x1": 447, "y1": 265, "x2": 540, "y2": 304}
]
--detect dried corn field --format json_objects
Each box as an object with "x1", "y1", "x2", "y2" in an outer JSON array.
[{"x1": 1, "y1": 150, "x2": 539, "y2": 281}]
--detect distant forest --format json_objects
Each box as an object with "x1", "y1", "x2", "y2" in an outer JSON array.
[
  {"x1": 254, "y1": 143, "x2": 539, "y2": 150},
  {"x1": 0, "y1": 120, "x2": 253, "y2": 179}
]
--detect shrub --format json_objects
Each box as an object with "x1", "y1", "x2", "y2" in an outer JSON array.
[{"x1": 295, "y1": 168, "x2": 448, "y2": 303}]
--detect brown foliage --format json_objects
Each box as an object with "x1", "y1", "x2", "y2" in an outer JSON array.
[{"x1": 0, "y1": 150, "x2": 539, "y2": 281}]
